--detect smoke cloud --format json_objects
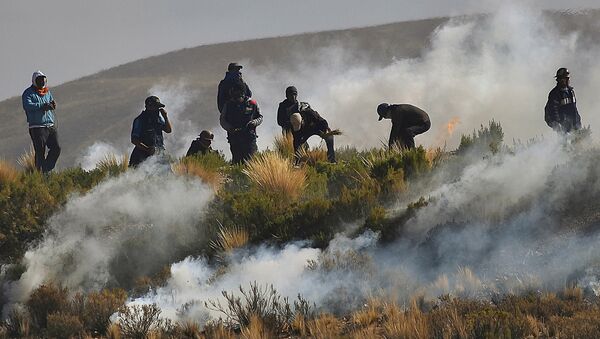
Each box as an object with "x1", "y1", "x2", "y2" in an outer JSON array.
[{"x1": 3, "y1": 158, "x2": 214, "y2": 312}]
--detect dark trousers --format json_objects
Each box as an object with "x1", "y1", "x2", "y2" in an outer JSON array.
[
  {"x1": 29, "y1": 126, "x2": 61, "y2": 173},
  {"x1": 129, "y1": 147, "x2": 152, "y2": 168},
  {"x1": 229, "y1": 136, "x2": 257, "y2": 165},
  {"x1": 390, "y1": 122, "x2": 431, "y2": 149}
]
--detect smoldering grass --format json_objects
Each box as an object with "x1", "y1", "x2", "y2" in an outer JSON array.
[{"x1": 243, "y1": 152, "x2": 307, "y2": 201}]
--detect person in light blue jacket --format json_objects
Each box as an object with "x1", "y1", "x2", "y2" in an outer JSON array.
[{"x1": 22, "y1": 71, "x2": 61, "y2": 173}]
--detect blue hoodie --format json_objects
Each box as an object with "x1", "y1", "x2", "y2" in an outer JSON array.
[{"x1": 22, "y1": 71, "x2": 55, "y2": 127}]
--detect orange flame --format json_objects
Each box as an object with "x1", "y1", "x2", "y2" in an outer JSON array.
[{"x1": 446, "y1": 117, "x2": 460, "y2": 135}]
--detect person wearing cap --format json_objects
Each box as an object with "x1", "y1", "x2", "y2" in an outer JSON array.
[
  {"x1": 186, "y1": 130, "x2": 215, "y2": 157},
  {"x1": 277, "y1": 86, "x2": 312, "y2": 134},
  {"x1": 219, "y1": 82, "x2": 262, "y2": 164},
  {"x1": 544, "y1": 68, "x2": 581, "y2": 133},
  {"x1": 377, "y1": 103, "x2": 431, "y2": 150},
  {"x1": 129, "y1": 96, "x2": 172, "y2": 167},
  {"x1": 22, "y1": 71, "x2": 61, "y2": 173},
  {"x1": 217, "y1": 62, "x2": 252, "y2": 113},
  {"x1": 289, "y1": 110, "x2": 336, "y2": 164}
]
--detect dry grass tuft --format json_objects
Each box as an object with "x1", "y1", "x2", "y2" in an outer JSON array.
[
  {"x1": 106, "y1": 322, "x2": 121, "y2": 339},
  {"x1": 210, "y1": 223, "x2": 249, "y2": 254},
  {"x1": 17, "y1": 145, "x2": 36, "y2": 172},
  {"x1": 241, "y1": 315, "x2": 274, "y2": 339},
  {"x1": 0, "y1": 159, "x2": 20, "y2": 184},
  {"x1": 243, "y1": 152, "x2": 306, "y2": 201},
  {"x1": 96, "y1": 153, "x2": 129, "y2": 175},
  {"x1": 307, "y1": 313, "x2": 343, "y2": 338},
  {"x1": 296, "y1": 146, "x2": 327, "y2": 166},
  {"x1": 382, "y1": 300, "x2": 430, "y2": 339},
  {"x1": 172, "y1": 158, "x2": 224, "y2": 192},
  {"x1": 426, "y1": 146, "x2": 447, "y2": 168},
  {"x1": 273, "y1": 132, "x2": 295, "y2": 159}
]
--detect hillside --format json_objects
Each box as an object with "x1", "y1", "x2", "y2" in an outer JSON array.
[
  {"x1": 0, "y1": 17, "x2": 447, "y2": 167},
  {"x1": 1, "y1": 9, "x2": 599, "y2": 168}
]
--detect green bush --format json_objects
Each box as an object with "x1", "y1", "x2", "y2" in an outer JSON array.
[{"x1": 457, "y1": 120, "x2": 504, "y2": 155}]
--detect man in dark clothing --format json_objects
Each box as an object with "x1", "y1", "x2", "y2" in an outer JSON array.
[
  {"x1": 544, "y1": 68, "x2": 581, "y2": 133},
  {"x1": 220, "y1": 83, "x2": 263, "y2": 164},
  {"x1": 22, "y1": 70, "x2": 61, "y2": 173},
  {"x1": 129, "y1": 96, "x2": 173, "y2": 167},
  {"x1": 186, "y1": 130, "x2": 215, "y2": 157},
  {"x1": 377, "y1": 103, "x2": 431, "y2": 149},
  {"x1": 290, "y1": 110, "x2": 336, "y2": 163},
  {"x1": 217, "y1": 63, "x2": 252, "y2": 113},
  {"x1": 277, "y1": 86, "x2": 312, "y2": 134}
]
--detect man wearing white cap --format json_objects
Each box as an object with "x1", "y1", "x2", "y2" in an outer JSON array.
[{"x1": 21, "y1": 71, "x2": 60, "y2": 173}]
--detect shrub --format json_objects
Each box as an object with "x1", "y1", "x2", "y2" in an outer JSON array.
[
  {"x1": 47, "y1": 312, "x2": 84, "y2": 339},
  {"x1": 457, "y1": 120, "x2": 504, "y2": 154},
  {"x1": 26, "y1": 283, "x2": 70, "y2": 328},
  {"x1": 117, "y1": 304, "x2": 163, "y2": 339},
  {"x1": 83, "y1": 288, "x2": 127, "y2": 335},
  {"x1": 243, "y1": 152, "x2": 306, "y2": 202},
  {"x1": 4, "y1": 308, "x2": 30, "y2": 338},
  {"x1": 296, "y1": 146, "x2": 327, "y2": 166}
]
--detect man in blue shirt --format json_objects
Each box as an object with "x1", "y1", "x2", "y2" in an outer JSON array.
[
  {"x1": 129, "y1": 96, "x2": 173, "y2": 167},
  {"x1": 22, "y1": 71, "x2": 61, "y2": 173}
]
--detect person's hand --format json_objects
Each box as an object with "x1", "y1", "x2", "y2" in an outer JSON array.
[
  {"x1": 41, "y1": 103, "x2": 53, "y2": 111},
  {"x1": 159, "y1": 108, "x2": 168, "y2": 118},
  {"x1": 49, "y1": 100, "x2": 57, "y2": 110},
  {"x1": 246, "y1": 120, "x2": 256, "y2": 129}
]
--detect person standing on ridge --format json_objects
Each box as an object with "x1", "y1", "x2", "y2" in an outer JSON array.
[
  {"x1": 186, "y1": 130, "x2": 215, "y2": 157},
  {"x1": 289, "y1": 109, "x2": 337, "y2": 164},
  {"x1": 129, "y1": 96, "x2": 172, "y2": 167},
  {"x1": 22, "y1": 71, "x2": 61, "y2": 173},
  {"x1": 220, "y1": 82, "x2": 262, "y2": 164},
  {"x1": 277, "y1": 86, "x2": 312, "y2": 134},
  {"x1": 376, "y1": 103, "x2": 431, "y2": 149},
  {"x1": 544, "y1": 68, "x2": 581, "y2": 133},
  {"x1": 217, "y1": 62, "x2": 252, "y2": 113}
]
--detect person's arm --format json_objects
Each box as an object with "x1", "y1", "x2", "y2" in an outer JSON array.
[
  {"x1": 159, "y1": 108, "x2": 172, "y2": 133},
  {"x1": 219, "y1": 104, "x2": 234, "y2": 131},
  {"x1": 311, "y1": 110, "x2": 330, "y2": 133},
  {"x1": 22, "y1": 90, "x2": 47, "y2": 112},
  {"x1": 247, "y1": 101, "x2": 263, "y2": 127},
  {"x1": 277, "y1": 103, "x2": 286, "y2": 128},
  {"x1": 544, "y1": 90, "x2": 560, "y2": 128},
  {"x1": 245, "y1": 82, "x2": 252, "y2": 99},
  {"x1": 572, "y1": 89, "x2": 582, "y2": 129}
]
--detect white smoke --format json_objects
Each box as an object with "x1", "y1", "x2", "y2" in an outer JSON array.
[
  {"x1": 3, "y1": 158, "x2": 214, "y2": 312},
  {"x1": 242, "y1": 4, "x2": 598, "y2": 152},
  {"x1": 78, "y1": 141, "x2": 127, "y2": 171}
]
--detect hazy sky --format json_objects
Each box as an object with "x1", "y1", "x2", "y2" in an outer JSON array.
[{"x1": 1, "y1": 0, "x2": 598, "y2": 101}]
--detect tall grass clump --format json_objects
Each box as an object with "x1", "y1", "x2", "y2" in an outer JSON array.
[
  {"x1": 209, "y1": 223, "x2": 250, "y2": 255},
  {"x1": 0, "y1": 159, "x2": 20, "y2": 184},
  {"x1": 273, "y1": 132, "x2": 294, "y2": 159},
  {"x1": 17, "y1": 145, "x2": 36, "y2": 172},
  {"x1": 96, "y1": 153, "x2": 129, "y2": 176},
  {"x1": 173, "y1": 152, "x2": 227, "y2": 192},
  {"x1": 457, "y1": 120, "x2": 504, "y2": 154},
  {"x1": 243, "y1": 152, "x2": 306, "y2": 201},
  {"x1": 296, "y1": 146, "x2": 328, "y2": 166}
]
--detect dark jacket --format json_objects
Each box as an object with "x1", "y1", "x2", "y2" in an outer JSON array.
[
  {"x1": 388, "y1": 104, "x2": 431, "y2": 148},
  {"x1": 292, "y1": 109, "x2": 329, "y2": 150},
  {"x1": 544, "y1": 86, "x2": 581, "y2": 132},
  {"x1": 220, "y1": 98, "x2": 263, "y2": 139},
  {"x1": 217, "y1": 72, "x2": 252, "y2": 113},
  {"x1": 131, "y1": 110, "x2": 167, "y2": 149},
  {"x1": 277, "y1": 99, "x2": 311, "y2": 131},
  {"x1": 186, "y1": 138, "x2": 213, "y2": 157}
]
